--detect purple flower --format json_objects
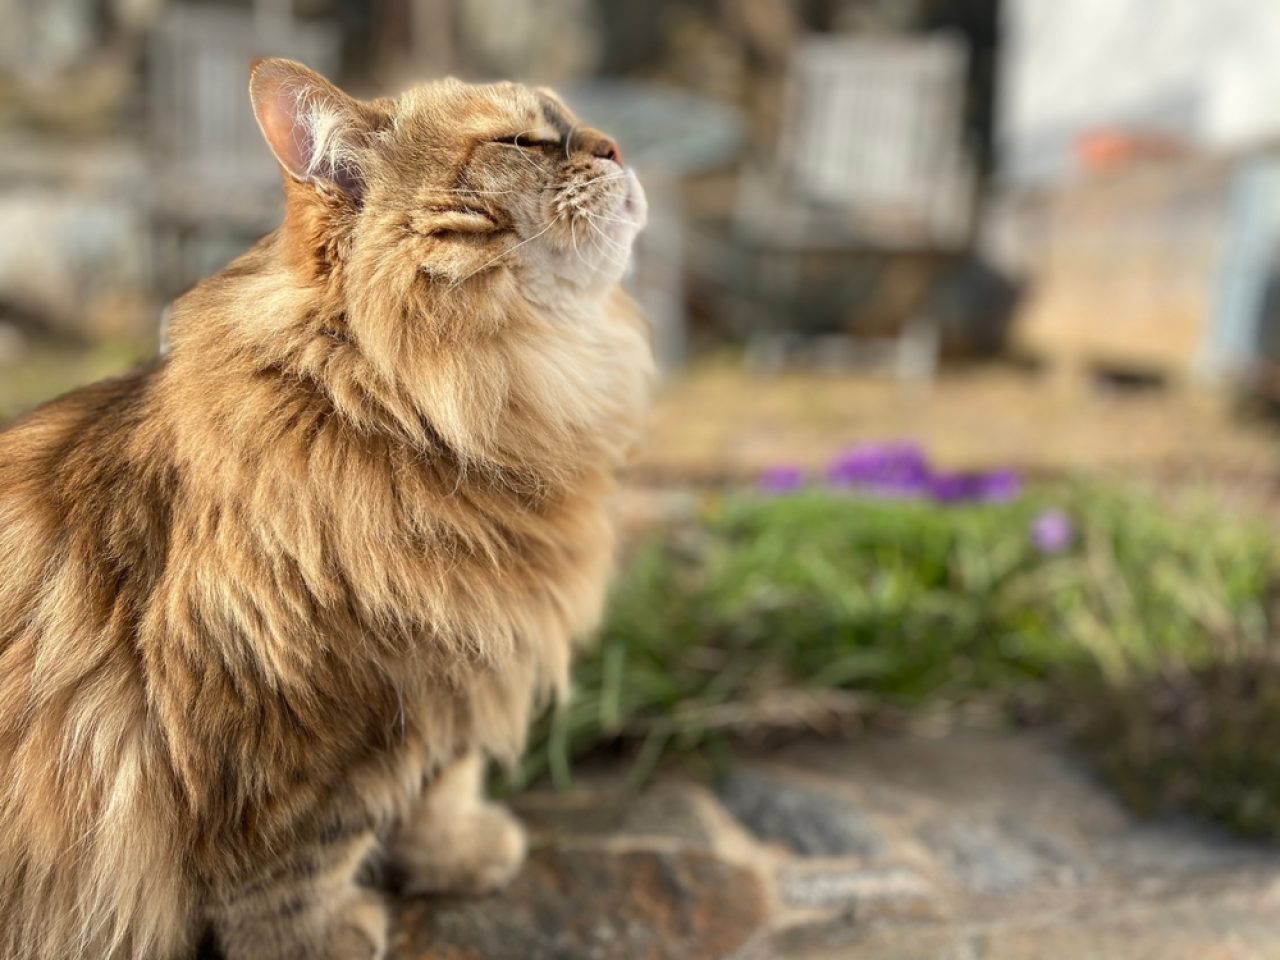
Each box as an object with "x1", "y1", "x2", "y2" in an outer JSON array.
[
  {"x1": 1031, "y1": 508, "x2": 1075, "y2": 554},
  {"x1": 821, "y1": 442, "x2": 1024, "y2": 505},
  {"x1": 927, "y1": 469, "x2": 1024, "y2": 504},
  {"x1": 977, "y1": 469, "x2": 1023, "y2": 503},
  {"x1": 827, "y1": 442, "x2": 932, "y2": 498},
  {"x1": 928, "y1": 471, "x2": 983, "y2": 503},
  {"x1": 759, "y1": 465, "x2": 807, "y2": 494}
]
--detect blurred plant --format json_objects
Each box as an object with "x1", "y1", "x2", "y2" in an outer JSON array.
[
  {"x1": 514, "y1": 481, "x2": 1280, "y2": 839},
  {"x1": 1078, "y1": 656, "x2": 1280, "y2": 837}
]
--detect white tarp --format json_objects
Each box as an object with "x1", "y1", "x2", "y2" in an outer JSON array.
[{"x1": 1000, "y1": 0, "x2": 1280, "y2": 184}]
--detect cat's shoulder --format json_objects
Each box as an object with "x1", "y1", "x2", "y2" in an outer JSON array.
[{"x1": 0, "y1": 359, "x2": 166, "y2": 473}]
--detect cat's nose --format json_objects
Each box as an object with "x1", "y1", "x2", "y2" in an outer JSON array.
[
  {"x1": 592, "y1": 137, "x2": 623, "y2": 165},
  {"x1": 574, "y1": 128, "x2": 623, "y2": 165}
]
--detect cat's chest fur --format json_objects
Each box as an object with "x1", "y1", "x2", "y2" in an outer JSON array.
[
  {"x1": 165, "y1": 378, "x2": 625, "y2": 854},
  {"x1": 155, "y1": 276, "x2": 649, "y2": 855}
]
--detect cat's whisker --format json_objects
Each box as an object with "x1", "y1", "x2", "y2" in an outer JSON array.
[
  {"x1": 588, "y1": 232, "x2": 630, "y2": 265},
  {"x1": 427, "y1": 168, "x2": 629, "y2": 207},
  {"x1": 490, "y1": 133, "x2": 550, "y2": 177},
  {"x1": 560, "y1": 206, "x2": 599, "y2": 277},
  {"x1": 447, "y1": 216, "x2": 561, "y2": 289},
  {"x1": 584, "y1": 221, "x2": 630, "y2": 271},
  {"x1": 578, "y1": 213, "x2": 633, "y2": 256},
  {"x1": 572, "y1": 219, "x2": 619, "y2": 279},
  {"x1": 570, "y1": 237, "x2": 613, "y2": 281},
  {"x1": 419, "y1": 176, "x2": 625, "y2": 199},
  {"x1": 579, "y1": 208, "x2": 639, "y2": 231},
  {"x1": 564, "y1": 171, "x2": 630, "y2": 192},
  {"x1": 584, "y1": 214, "x2": 637, "y2": 228},
  {"x1": 567, "y1": 217, "x2": 599, "y2": 277},
  {"x1": 427, "y1": 186, "x2": 533, "y2": 197},
  {"x1": 556, "y1": 179, "x2": 630, "y2": 208},
  {"x1": 589, "y1": 243, "x2": 627, "y2": 277}
]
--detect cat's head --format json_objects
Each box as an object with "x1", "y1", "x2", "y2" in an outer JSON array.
[
  {"x1": 232, "y1": 60, "x2": 650, "y2": 467},
  {"x1": 249, "y1": 59, "x2": 646, "y2": 320}
]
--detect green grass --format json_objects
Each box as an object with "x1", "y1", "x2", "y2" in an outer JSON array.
[
  {"x1": 0, "y1": 339, "x2": 151, "y2": 422},
  {"x1": 1079, "y1": 657, "x2": 1280, "y2": 837},
  {"x1": 515, "y1": 485, "x2": 1280, "y2": 835}
]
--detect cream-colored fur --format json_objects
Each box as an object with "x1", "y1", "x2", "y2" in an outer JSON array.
[{"x1": 391, "y1": 752, "x2": 527, "y2": 896}]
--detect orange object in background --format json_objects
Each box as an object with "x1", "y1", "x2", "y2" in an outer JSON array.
[{"x1": 1075, "y1": 129, "x2": 1190, "y2": 172}]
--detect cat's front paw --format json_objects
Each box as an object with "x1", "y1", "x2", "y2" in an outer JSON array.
[
  {"x1": 330, "y1": 888, "x2": 389, "y2": 960},
  {"x1": 397, "y1": 802, "x2": 527, "y2": 897},
  {"x1": 213, "y1": 884, "x2": 388, "y2": 960}
]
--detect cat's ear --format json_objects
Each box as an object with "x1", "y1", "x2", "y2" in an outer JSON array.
[{"x1": 250, "y1": 58, "x2": 372, "y2": 201}]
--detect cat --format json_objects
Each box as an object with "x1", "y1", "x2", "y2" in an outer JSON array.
[{"x1": 0, "y1": 58, "x2": 651, "y2": 960}]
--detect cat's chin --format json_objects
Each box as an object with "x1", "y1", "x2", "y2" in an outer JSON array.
[
  {"x1": 544, "y1": 170, "x2": 646, "y2": 294},
  {"x1": 620, "y1": 168, "x2": 648, "y2": 232},
  {"x1": 530, "y1": 246, "x2": 636, "y2": 302}
]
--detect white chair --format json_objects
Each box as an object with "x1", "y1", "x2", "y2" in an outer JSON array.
[{"x1": 734, "y1": 34, "x2": 975, "y2": 378}]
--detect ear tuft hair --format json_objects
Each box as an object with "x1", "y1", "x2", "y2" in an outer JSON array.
[{"x1": 250, "y1": 58, "x2": 368, "y2": 200}]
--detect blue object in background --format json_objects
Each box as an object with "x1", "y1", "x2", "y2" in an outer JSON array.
[{"x1": 1209, "y1": 153, "x2": 1280, "y2": 382}]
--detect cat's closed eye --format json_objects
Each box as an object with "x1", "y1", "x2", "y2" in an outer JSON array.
[
  {"x1": 413, "y1": 207, "x2": 503, "y2": 236},
  {"x1": 488, "y1": 131, "x2": 563, "y2": 151}
]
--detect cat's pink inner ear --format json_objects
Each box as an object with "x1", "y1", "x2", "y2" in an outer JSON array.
[{"x1": 250, "y1": 60, "x2": 319, "y2": 181}]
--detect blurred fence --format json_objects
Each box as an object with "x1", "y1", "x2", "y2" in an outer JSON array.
[
  {"x1": 149, "y1": 2, "x2": 341, "y2": 295},
  {"x1": 729, "y1": 32, "x2": 976, "y2": 377}
]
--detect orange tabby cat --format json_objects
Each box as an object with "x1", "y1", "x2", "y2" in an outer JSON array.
[{"x1": 0, "y1": 59, "x2": 651, "y2": 960}]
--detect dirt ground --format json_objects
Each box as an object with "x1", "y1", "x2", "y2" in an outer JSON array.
[
  {"x1": 634, "y1": 361, "x2": 1280, "y2": 515},
  {"x1": 6, "y1": 345, "x2": 1280, "y2": 518}
]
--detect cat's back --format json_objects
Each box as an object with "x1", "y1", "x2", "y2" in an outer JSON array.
[
  {"x1": 0, "y1": 361, "x2": 175, "y2": 637},
  {"x1": 0, "y1": 360, "x2": 165, "y2": 483},
  {"x1": 0, "y1": 361, "x2": 195, "y2": 960}
]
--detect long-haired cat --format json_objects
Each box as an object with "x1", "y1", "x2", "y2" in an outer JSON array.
[{"x1": 0, "y1": 59, "x2": 651, "y2": 960}]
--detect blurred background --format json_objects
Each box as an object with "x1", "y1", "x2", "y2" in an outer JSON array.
[
  {"x1": 6, "y1": 0, "x2": 1280, "y2": 505},
  {"x1": 14, "y1": 7, "x2": 1280, "y2": 950}
]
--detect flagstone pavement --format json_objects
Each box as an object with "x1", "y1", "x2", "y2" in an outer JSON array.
[{"x1": 392, "y1": 730, "x2": 1280, "y2": 959}]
